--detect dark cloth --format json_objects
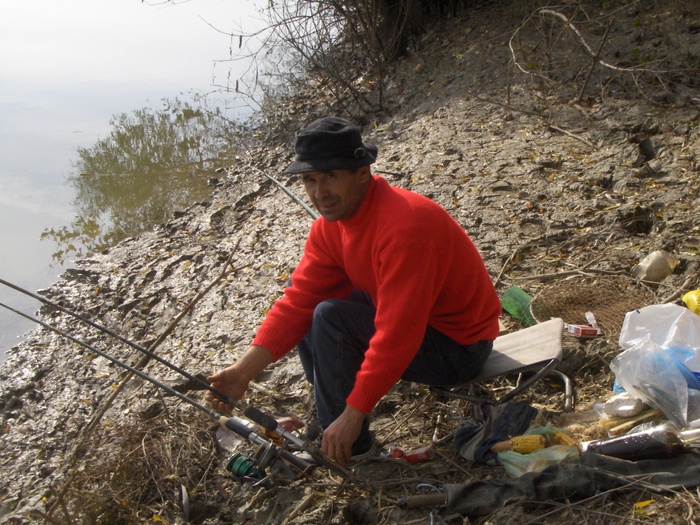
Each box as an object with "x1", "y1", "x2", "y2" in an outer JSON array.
[
  {"x1": 444, "y1": 449, "x2": 700, "y2": 517},
  {"x1": 454, "y1": 402, "x2": 539, "y2": 465}
]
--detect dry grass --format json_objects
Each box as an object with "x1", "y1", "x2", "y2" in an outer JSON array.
[
  {"x1": 39, "y1": 377, "x2": 700, "y2": 525},
  {"x1": 44, "y1": 408, "x2": 219, "y2": 525}
]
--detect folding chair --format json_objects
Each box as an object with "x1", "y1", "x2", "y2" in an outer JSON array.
[{"x1": 431, "y1": 317, "x2": 574, "y2": 412}]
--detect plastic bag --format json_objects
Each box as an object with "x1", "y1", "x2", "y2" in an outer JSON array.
[
  {"x1": 496, "y1": 426, "x2": 580, "y2": 478},
  {"x1": 611, "y1": 304, "x2": 700, "y2": 428},
  {"x1": 498, "y1": 446, "x2": 580, "y2": 478},
  {"x1": 618, "y1": 303, "x2": 700, "y2": 352}
]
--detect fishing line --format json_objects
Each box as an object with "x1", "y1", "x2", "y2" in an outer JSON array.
[
  {"x1": 0, "y1": 278, "x2": 226, "y2": 401},
  {"x1": 0, "y1": 300, "x2": 218, "y2": 417}
]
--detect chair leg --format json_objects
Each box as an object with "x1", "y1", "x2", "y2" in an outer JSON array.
[{"x1": 551, "y1": 370, "x2": 575, "y2": 412}]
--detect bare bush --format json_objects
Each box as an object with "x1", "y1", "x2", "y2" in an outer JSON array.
[{"x1": 213, "y1": 1, "x2": 472, "y2": 117}]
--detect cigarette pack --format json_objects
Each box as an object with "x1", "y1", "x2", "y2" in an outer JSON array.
[{"x1": 567, "y1": 324, "x2": 600, "y2": 338}]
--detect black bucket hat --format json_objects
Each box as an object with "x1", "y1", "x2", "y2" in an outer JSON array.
[{"x1": 284, "y1": 117, "x2": 378, "y2": 174}]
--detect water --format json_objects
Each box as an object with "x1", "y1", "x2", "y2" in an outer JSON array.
[{"x1": 0, "y1": 0, "x2": 262, "y2": 361}]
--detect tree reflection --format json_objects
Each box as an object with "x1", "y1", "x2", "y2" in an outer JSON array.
[{"x1": 42, "y1": 97, "x2": 245, "y2": 264}]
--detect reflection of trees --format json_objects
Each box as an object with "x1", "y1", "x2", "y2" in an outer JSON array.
[{"x1": 42, "y1": 98, "x2": 246, "y2": 264}]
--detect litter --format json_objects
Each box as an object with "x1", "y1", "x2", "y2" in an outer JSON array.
[
  {"x1": 683, "y1": 289, "x2": 700, "y2": 315},
  {"x1": 612, "y1": 303, "x2": 700, "y2": 427},
  {"x1": 390, "y1": 445, "x2": 433, "y2": 463},
  {"x1": 633, "y1": 250, "x2": 680, "y2": 282},
  {"x1": 565, "y1": 323, "x2": 601, "y2": 338}
]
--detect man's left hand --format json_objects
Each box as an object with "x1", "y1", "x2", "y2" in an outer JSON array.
[{"x1": 321, "y1": 405, "x2": 365, "y2": 467}]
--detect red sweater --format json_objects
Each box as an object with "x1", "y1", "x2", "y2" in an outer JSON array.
[{"x1": 253, "y1": 176, "x2": 501, "y2": 413}]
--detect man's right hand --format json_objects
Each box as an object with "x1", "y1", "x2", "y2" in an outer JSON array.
[
  {"x1": 205, "y1": 345, "x2": 275, "y2": 414},
  {"x1": 205, "y1": 365, "x2": 249, "y2": 414}
]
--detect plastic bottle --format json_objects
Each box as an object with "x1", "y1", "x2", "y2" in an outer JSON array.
[{"x1": 584, "y1": 423, "x2": 687, "y2": 461}]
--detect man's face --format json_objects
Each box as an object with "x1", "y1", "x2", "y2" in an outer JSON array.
[{"x1": 301, "y1": 167, "x2": 371, "y2": 221}]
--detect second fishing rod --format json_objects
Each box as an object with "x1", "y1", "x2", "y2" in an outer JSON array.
[{"x1": 0, "y1": 277, "x2": 349, "y2": 477}]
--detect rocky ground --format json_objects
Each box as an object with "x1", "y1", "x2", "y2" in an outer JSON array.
[{"x1": 2, "y1": 1, "x2": 700, "y2": 524}]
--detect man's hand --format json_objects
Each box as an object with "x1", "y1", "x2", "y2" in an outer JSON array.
[
  {"x1": 205, "y1": 345, "x2": 275, "y2": 414},
  {"x1": 205, "y1": 365, "x2": 248, "y2": 414},
  {"x1": 321, "y1": 405, "x2": 365, "y2": 467}
]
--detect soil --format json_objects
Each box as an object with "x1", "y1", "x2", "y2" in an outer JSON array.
[{"x1": 2, "y1": 2, "x2": 700, "y2": 524}]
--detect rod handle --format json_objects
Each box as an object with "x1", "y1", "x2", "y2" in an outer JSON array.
[{"x1": 243, "y1": 405, "x2": 279, "y2": 431}]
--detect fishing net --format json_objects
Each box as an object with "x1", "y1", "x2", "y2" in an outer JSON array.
[{"x1": 529, "y1": 275, "x2": 658, "y2": 340}]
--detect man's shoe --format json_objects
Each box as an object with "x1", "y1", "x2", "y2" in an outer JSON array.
[
  {"x1": 303, "y1": 418, "x2": 323, "y2": 441},
  {"x1": 294, "y1": 441, "x2": 379, "y2": 467},
  {"x1": 349, "y1": 441, "x2": 379, "y2": 465}
]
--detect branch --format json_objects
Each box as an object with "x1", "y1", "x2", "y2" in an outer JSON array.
[
  {"x1": 536, "y1": 9, "x2": 647, "y2": 74},
  {"x1": 662, "y1": 261, "x2": 700, "y2": 304}
]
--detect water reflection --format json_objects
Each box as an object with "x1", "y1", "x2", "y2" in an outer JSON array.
[{"x1": 41, "y1": 98, "x2": 244, "y2": 263}]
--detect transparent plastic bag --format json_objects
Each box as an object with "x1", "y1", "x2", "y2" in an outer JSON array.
[
  {"x1": 496, "y1": 426, "x2": 580, "y2": 478},
  {"x1": 498, "y1": 446, "x2": 580, "y2": 478},
  {"x1": 611, "y1": 304, "x2": 700, "y2": 428}
]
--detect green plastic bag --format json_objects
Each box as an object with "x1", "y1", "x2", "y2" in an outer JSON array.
[{"x1": 497, "y1": 426, "x2": 580, "y2": 478}]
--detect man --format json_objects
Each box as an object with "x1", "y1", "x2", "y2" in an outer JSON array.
[{"x1": 207, "y1": 116, "x2": 501, "y2": 467}]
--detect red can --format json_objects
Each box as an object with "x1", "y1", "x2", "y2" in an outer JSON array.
[{"x1": 391, "y1": 446, "x2": 433, "y2": 463}]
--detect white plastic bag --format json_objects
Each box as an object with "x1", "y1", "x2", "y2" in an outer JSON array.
[
  {"x1": 611, "y1": 304, "x2": 700, "y2": 428},
  {"x1": 618, "y1": 303, "x2": 700, "y2": 354}
]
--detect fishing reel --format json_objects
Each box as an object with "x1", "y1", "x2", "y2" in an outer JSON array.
[
  {"x1": 225, "y1": 441, "x2": 298, "y2": 490},
  {"x1": 226, "y1": 452, "x2": 275, "y2": 490}
]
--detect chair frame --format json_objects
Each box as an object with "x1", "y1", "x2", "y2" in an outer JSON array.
[{"x1": 431, "y1": 318, "x2": 574, "y2": 412}]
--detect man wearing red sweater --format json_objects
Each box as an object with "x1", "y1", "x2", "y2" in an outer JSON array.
[{"x1": 207, "y1": 117, "x2": 501, "y2": 467}]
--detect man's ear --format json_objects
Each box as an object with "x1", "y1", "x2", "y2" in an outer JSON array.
[{"x1": 357, "y1": 165, "x2": 372, "y2": 182}]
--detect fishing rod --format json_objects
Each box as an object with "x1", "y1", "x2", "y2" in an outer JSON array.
[
  {"x1": 0, "y1": 300, "x2": 333, "y2": 484},
  {"x1": 0, "y1": 279, "x2": 351, "y2": 478}
]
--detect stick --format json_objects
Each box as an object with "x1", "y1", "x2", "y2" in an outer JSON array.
[
  {"x1": 282, "y1": 492, "x2": 316, "y2": 525},
  {"x1": 508, "y1": 254, "x2": 616, "y2": 281},
  {"x1": 494, "y1": 247, "x2": 520, "y2": 287},
  {"x1": 247, "y1": 164, "x2": 319, "y2": 219},
  {"x1": 548, "y1": 124, "x2": 597, "y2": 149},
  {"x1": 577, "y1": 18, "x2": 613, "y2": 105},
  {"x1": 536, "y1": 9, "x2": 645, "y2": 74},
  {"x1": 398, "y1": 492, "x2": 447, "y2": 509},
  {"x1": 469, "y1": 92, "x2": 544, "y2": 118},
  {"x1": 662, "y1": 261, "x2": 700, "y2": 304}
]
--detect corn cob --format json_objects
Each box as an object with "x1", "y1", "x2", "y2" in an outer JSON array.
[
  {"x1": 491, "y1": 434, "x2": 547, "y2": 454},
  {"x1": 551, "y1": 431, "x2": 580, "y2": 451}
]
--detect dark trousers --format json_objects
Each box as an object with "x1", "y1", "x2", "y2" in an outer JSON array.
[{"x1": 297, "y1": 291, "x2": 492, "y2": 450}]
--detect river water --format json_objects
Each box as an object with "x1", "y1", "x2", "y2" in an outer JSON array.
[{"x1": 0, "y1": 0, "x2": 262, "y2": 361}]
